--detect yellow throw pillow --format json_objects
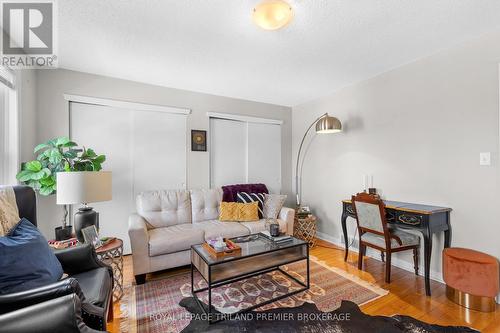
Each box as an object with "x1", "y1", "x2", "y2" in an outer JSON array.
[
  {"x1": 219, "y1": 202, "x2": 259, "y2": 222},
  {"x1": 219, "y1": 202, "x2": 239, "y2": 222},
  {"x1": 238, "y1": 201, "x2": 259, "y2": 222}
]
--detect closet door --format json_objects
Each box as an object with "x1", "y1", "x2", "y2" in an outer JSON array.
[
  {"x1": 210, "y1": 116, "x2": 282, "y2": 194},
  {"x1": 210, "y1": 118, "x2": 246, "y2": 188},
  {"x1": 70, "y1": 102, "x2": 187, "y2": 253},
  {"x1": 247, "y1": 122, "x2": 281, "y2": 193},
  {"x1": 71, "y1": 103, "x2": 134, "y2": 253},
  {"x1": 132, "y1": 111, "x2": 187, "y2": 196}
]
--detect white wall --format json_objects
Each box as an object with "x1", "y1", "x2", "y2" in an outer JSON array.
[
  {"x1": 18, "y1": 69, "x2": 37, "y2": 163},
  {"x1": 30, "y1": 69, "x2": 292, "y2": 239},
  {"x1": 292, "y1": 31, "x2": 500, "y2": 280}
]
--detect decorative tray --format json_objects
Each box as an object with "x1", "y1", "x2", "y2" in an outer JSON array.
[{"x1": 202, "y1": 238, "x2": 242, "y2": 259}]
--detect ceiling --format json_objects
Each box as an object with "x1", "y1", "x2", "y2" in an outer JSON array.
[{"x1": 58, "y1": 0, "x2": 500, "y2": 107}]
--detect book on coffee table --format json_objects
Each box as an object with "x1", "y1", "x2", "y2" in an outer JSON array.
[{"x1": 259, "y1": 231, "x2": 292, "y2": 243}]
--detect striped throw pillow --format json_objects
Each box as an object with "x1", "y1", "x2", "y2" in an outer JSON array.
[{"x1": 236, "y1": 192, "x2": 265, "y2": 218}]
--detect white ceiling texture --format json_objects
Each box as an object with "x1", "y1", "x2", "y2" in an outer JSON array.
[{"x1": 58, "y1": 0, "x2": 500, "y2": 106}]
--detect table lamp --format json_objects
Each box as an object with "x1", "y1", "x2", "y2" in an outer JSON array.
[{"x1": 56, "y1": 171, "x2": 112, "y2": 242}]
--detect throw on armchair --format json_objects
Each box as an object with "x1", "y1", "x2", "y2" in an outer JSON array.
[{"x1": 0, "y1": 186, "x2": 113, "y2": 331}]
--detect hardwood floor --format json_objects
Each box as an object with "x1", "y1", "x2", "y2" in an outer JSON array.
[{"x1": 107, "y1": 239, "x2": 500, "y2": 332}]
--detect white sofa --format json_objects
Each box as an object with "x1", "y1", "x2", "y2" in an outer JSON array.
[{"x1": 128, "y1": 188, "x2": 295, "y2": 284}]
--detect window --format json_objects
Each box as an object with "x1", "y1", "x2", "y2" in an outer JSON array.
[{"x1": 0, "y1": 66, "x2": 18, "y2": 185}]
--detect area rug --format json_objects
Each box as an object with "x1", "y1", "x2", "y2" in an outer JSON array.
[
  {"x1": 120, "y1": 257, "x2": 388, "y2": 333},
  {"x1": 179, "y1": 298, "x2": 478, "y2": 333}
]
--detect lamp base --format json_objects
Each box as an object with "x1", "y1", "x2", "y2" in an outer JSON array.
[{"x1": 74, "y1": 207, "x2": 99, "y2": 243}]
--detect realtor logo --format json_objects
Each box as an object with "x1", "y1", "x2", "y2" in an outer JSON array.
[{"x1": 1, "y1": 0, "x2": 57, "y2": 68}]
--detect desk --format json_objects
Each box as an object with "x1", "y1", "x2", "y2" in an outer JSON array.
[{"x1": 341, "y1": 200, "x2": 452, "y2": 296}]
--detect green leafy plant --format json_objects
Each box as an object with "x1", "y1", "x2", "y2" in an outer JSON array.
[{"x1": 17, "y1": 137, "x2": 106, "y2": 196}]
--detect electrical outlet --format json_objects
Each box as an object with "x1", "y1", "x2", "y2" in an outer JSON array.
[{"x1": 480, "y1": 152, "x2": 491, "y2": 166}]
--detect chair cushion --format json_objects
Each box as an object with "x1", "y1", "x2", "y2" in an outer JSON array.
[
  {"x1": 136, "y1": 190, "x2": 192, "y2": 228},
  {"x1": 71, "y1": 267, "x2": 111, "y2": 307},
  {"x1": 190, "y1": 189, "x2": 222, "y2": 222},
  {"x1": 239, "y1": 219, "x2": 287, "y2": 234},
  {"x1": 193, "y1": 220, "x2": 250, "y2": 240},
  {"x1": 0, "y1": 219, "x2": 63, "y2": 295},
  {"x1": 148, "y1": 224, "x2": 205, "y2": 256},
  {"x1": 361, "y1": 229, "x2": 419, "y2": 249}
]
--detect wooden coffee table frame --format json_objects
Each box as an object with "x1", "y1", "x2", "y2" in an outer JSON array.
[{"x1": 190, "y1": 236, "x2": 309, "y2": 324}]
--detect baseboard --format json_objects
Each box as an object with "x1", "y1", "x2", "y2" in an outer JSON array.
[{"x1": 316, "y1": 231, "x2": 444, "y2": 284}]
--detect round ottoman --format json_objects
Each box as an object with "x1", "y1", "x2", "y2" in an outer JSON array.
[{"x1": 443, "y1": 248, "x2": 499, "y2": 312}]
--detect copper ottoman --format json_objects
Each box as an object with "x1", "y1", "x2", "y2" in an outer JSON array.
[{"x1": 443, "y1": 248, "x2": 499, "y2": 312}]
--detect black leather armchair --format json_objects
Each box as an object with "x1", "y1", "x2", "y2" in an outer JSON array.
[
  {"x1": 0, "y1": 294, "x2": 102, "y2": 333},
  {"x1": 0, "y1": 186, "x2": 113, "y2": 331}
]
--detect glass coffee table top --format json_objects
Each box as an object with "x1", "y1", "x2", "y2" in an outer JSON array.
[{"x1": 191, "y1": 233, "x2": 307, "y2": 265}]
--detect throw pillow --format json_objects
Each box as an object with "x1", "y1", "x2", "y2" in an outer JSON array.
[
  {"x1": 219, "y1": 202, "x2": 239, "y2": 221},
  {"x1": 236, "y1": 192, "x2": 265, "y2": 218},
  {"x1": 0, "y1": 186, "x2": 20, "y2": 236},
  {"x1": 263, "y1": 194, "x2": 287, "y2": 219},
  {"x1": 237, "y1": 202, "x2": 259, "y2": 222},
  {"x1": 0, "y1": 218, "x2": 63, "y2": 295},
  {"x1": 219, "y1": 202, "x2": 259, "y2": 222}
]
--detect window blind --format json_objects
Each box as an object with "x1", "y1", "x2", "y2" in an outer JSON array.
[{"x1": 0, "y1": 66, "x2": 15, "y2": 89}]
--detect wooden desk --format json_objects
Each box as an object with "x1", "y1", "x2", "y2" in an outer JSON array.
[{"x1": 341, "y1": 200, "x2": 452, "y2": 296}]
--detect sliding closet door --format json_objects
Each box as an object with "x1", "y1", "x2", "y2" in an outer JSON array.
[
  {"x1": 71, "y1": 103, "x2": 133, "y2": 252},
  {"x1": 210, "y1": 118, "x2": 246, "y2": 188},
  {"x1": 71, "y1": 102, "x2": 187, "y2": 253},
  {"x1": 132, "y1": 111, "x2": 186, "y2": 196},
  {"x1": 247, "y1": 122, "x2": 281, "y2": 194},
  {"x1": 210, "y1": 116, "x2": 282, "y2": 193}
]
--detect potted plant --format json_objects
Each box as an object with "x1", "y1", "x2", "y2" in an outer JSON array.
[{"x1": 16, "y1": 137, "x2": 106, "y2": 240}]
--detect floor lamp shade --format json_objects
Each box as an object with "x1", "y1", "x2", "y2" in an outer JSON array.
[
  {"x1": 56, "y1": 171, "x2": 112, "y2": 243},
  {"x1": 57, "y1": 171, "x2": 112, "y2": 205}
]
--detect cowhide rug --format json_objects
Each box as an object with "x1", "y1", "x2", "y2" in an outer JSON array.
[{"x1": 179, "y1": 297, "x2": 478, "y2": 333}]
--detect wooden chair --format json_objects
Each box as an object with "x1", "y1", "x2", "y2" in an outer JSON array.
[{"x1": 352, "y1": 192, "x2": 420, "y2": 283}]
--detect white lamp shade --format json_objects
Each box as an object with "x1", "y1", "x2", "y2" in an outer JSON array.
[{"x1": 56, "y1": 171, "x2": 112, "y2": 205}]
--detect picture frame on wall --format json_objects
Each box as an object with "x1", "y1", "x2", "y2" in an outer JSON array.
[{"x1": 191, "y1": 130, "x2": 207, "y2": 151}]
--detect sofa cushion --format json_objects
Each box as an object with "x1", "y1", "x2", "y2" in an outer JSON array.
[
  {"x1": 239, "y1": 219, "x2": 287, "y2": 234},
  {"x1": 136, "y1": 190, "x2": 192, "y2": 228},
  {"x1": 190, "y1": 189, "x2": 222, "y2": 222},
  {"x1": 193, "y1": 220, "x2": 250, "y2": 240},
  {"x1": 148, "y1": 224, "x2": 205, "y2": 257},
  {"x1": 71, "y1": 267, "x2": 111, "y2": 307}
]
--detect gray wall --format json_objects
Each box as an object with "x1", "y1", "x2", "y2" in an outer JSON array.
[
  {"x1": 30, "y1": 69, "x2": 292, "y2": 238},
  {"x1": 292, "y1": 31, "x2": 500, "y2": 281}
]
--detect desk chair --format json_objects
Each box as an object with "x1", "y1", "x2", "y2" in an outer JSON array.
[{"x1": 352, "y1": 192, "x2": 420, "y2": 283}]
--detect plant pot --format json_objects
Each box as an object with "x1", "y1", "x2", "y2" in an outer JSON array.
[{"x1": 55, "y1": 225, "x2": 73, "y2": 241}]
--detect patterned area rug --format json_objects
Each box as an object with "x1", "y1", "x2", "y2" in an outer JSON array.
[
  {"x1": 120, "y1": 258, "x2": 388, "y2": 333},
  {"x1": 120, "y1": 257, "x2": 388, "y2": 333}
]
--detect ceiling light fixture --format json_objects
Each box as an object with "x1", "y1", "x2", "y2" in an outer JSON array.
[{"x1": 253, "y1": 0, "x2": 294, "y2": 31}]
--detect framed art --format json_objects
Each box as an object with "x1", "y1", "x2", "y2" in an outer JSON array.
[
  {"x1": 82, "y1": 225, "x2": 103, "y2": 248},
  {"x1": 191, "y1": 130, "x2": 207, "y2": 151}
]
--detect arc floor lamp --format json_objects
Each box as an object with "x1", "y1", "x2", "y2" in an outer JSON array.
[{"x1": 295, "y1": 113, "x2": 342, "y2": 207}]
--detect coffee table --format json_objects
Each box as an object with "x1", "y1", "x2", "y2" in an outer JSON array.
[{"x1": 190, "y1": 234, "x2": 309, "y2": 323}]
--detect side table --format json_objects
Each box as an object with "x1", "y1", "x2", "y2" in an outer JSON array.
[
  {"x1": 96, "y1": 238, "x2": 124, "y2": 301},
  {"x1": 294, "y1": 215, "x2": 317, "y2": 248}
]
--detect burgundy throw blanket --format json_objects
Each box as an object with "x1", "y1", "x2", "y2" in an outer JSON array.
[{"x1": 221, "y1": 183, "x2": 268, "y2": 202}]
